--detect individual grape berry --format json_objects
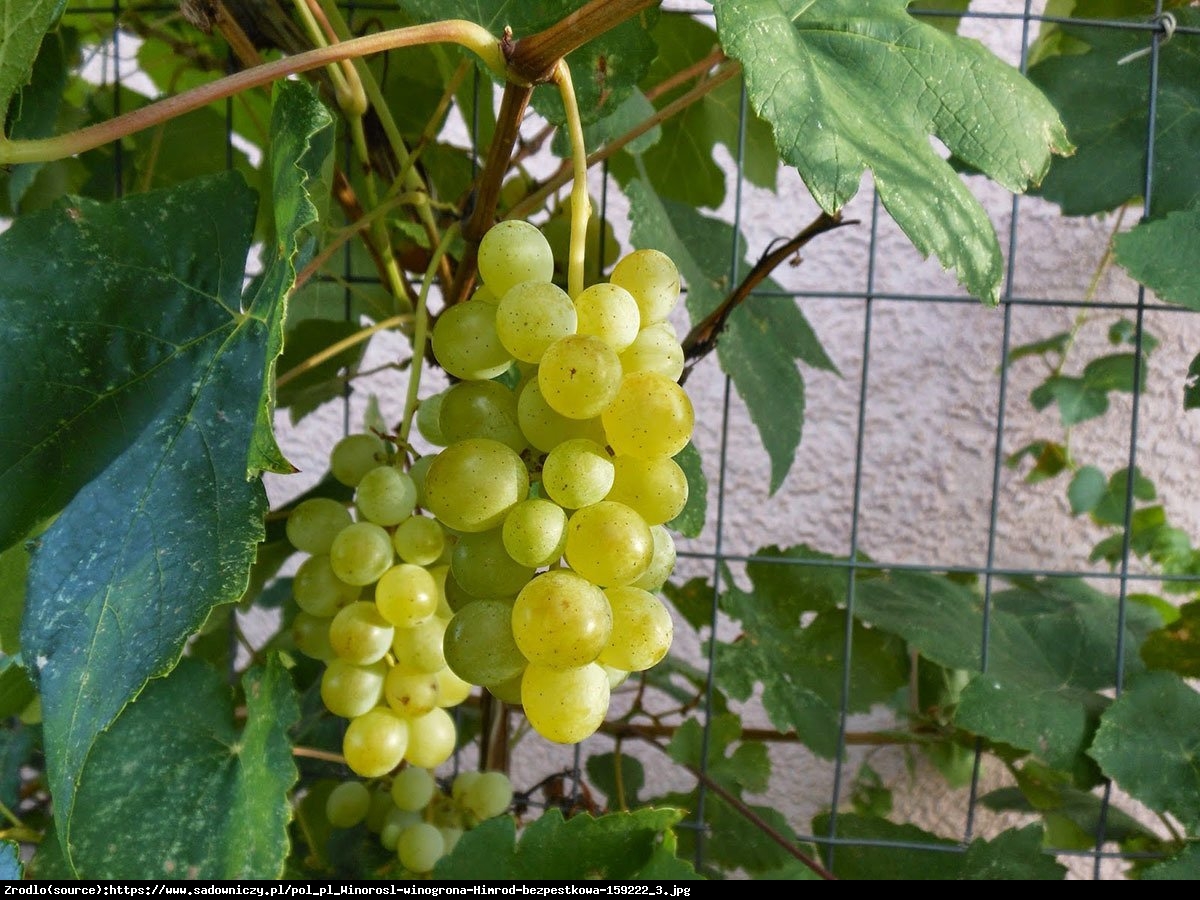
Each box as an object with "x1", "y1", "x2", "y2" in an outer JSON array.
[
  {"x1": 564, "y1": 501, "x2": 654, "y2": 588},
  {"x1": 342, "y1": 707, "x2": 409, "y2": 778},
  {"x1": 511, "y1": 570, "x2": 613, "y2": 669},
  {"x1": 330, "y1": 433, "x2": 389, "y2": 487},
  {"x1": 396, "y1": 821, "x2": 446, "y2": 875},
  {"x1": 521, "y1": 662, "x2": 610, "y2": 744},
  {"x1": 609, "y1": 248, "x2": 681, "y2": 325},
  {"x1": 286, "y1": 498, "x2": 353, "y2": 555},
  {"x1": 601, "y1": 371, "x2": 694, "y2": 460},
  {"x1": 423, "y1": 438, "x2": 530, "y2": 534},
  {"x1": 329, "y1": 521, "x2": 395, "y2": 587},
  {"x1": 390, "y1": 766, "x2": 437, "y2": 812},
  {"x1": 460, "y1": 770, "x2": 514, "y2": 821},
  {"x1": 325, "y1": 779, "x2": 372, "y2": 829},
  {"x1": 431, "y1": 298, "x2": 514, "y2": 382},
  {"x1": 477, "y1": 219, "x2": 555, "y2": 297},
  {"x1": 355, "y1": 465, "x2": 418, "y2": 527}
]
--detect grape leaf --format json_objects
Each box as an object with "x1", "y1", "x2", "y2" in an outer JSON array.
[
  {"x1": 907, "y1": 0, "x2": 971, "y2": 34},
  {"x1": 980, "y1": 785, "x2": 1159, "y2": 847},
  {"x1": 1027, "y1": 9, "x2": 1200, "y2": 217},
  {"x1": 0, "y1": 839, "x2": 21, "y2": 880},
  {"x1": 433, "y1": 808, "x2": 700, "y2": 880},
  {"x1": 667, "y1": 441, "x2": 707, "y2": 538},
  {"x1": 13, "y1": 82, "x2": 330, "y2": 870},
  {"x1": 624, "y1": 178, "x2": 836, "y2": 493},
  {"x1": 1143, "y1": 843, "x2": 1200, "y2": 881},
  {"x1": 1114, "y1": 207, "x2": 1200, "y2": 311},
  {"x1": 957, "y1": 824, "x2": 1068, "y2": 880},
  {"x1": 0, "y1": 0, "x2": 65, "y2": 126},
  {"x1": 0, "y1": 658, "x2": 33, "y2": 719},
  {"x1": 66, "y1": 656, "x2": 299, "y2": 879},
  {"x1": 713, "y1": 0, "x2": 1072, "y2": 304},
  {"x1": 5, "y1": 25, "x2": 68, "y2": 209},
  {"x1": 1088, "y1": 671, "x2": 1200, "y2": 832},
  {"x1": 1141, "y1": 599, "x2": 1200, "y2": 677}
]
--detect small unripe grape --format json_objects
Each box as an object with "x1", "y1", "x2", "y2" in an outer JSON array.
[
  {"x1": 330, "y1": 433, "x2": 389, "y2": 487},
  {"x1": 397, "y1": 821, "x2": 446, "y2": 875},
  {"x1": 460, "y1": 770, "x2": 514, "y2": 820},
  {"x1": 286, "y1": 498, "x2": 352, "y2": 555},
  {"x1": 326, "y1": 780, "x2": 372, "y2": 829},
  {"x1": 390, "y1": 766, "x2": 437, "y2": 812},
  {"x1": 292, "y1": 554, "x2": 360, "y2": 618},
  {"x1": 443, "y1": 600, "x2": 527, "y2": 688},
  {"x1": 291, "y1": 611, "x2": 334, "y2": 661}
]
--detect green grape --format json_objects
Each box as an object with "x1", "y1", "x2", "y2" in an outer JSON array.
[
  {"x1": 564, "y1": 501, "x2": 653, "y2": 587},
  {"x1": 600, "y1": 663, "x2": 630, "y2": 689},
  {"x1": 619, "y1": 322, "x2": 685, "y2": 381},
  {"x1": 292, "y1": 554, "x2": 360, "y2": 618},
  {"x1": 471, "y1": 284, "x2": 499, "y2": 305},
  {"x1": 516, "y1": 376, "x2": 607, "y2": 454},
  {"x1": 416, "y1": 392, "x2": 449, "y2": 447},
  {"x1": 439, "y1": 379, "x2": 526, "y2": 453},
  {"x1": 428, "y1": 564, "x2": 453, "y2": 618},
  {"x1": 443, "y1": 599, "x2": 527, "y2": 687},
  {"x1": 392, "y1": 514, "x2": 446, "y2": 567},
  {"x1": 495, "y1": 280, "x2": 577, "y2": 363},
  {"x1": 343, "y1": 707, "x2": 410, "y2": 778},
  {"x1": 390, "y1": 766, "x2": 437, "y2": 812},
  {"x1": 391, "y1": 616, "x2": 449, "y2": 675},
  {"x1": 431, "y1": 298, "x2": 514, "y2": 382},
  {"x1": 486, "y1": 671, "x2": 524, "y2": 706},
  {"x1": 541, "y1": 438, "x2": 614, "y2": 510},
  {"x1": 502, "y1": 498, "x2": 568, "y2": 568},
  {"x1": 423, "y1": 439, "x2": 530, "y2": 533},
  {"x1": 330, "y1": 433, "x2": 389, "y2": 487},
  {"x1": 321, "y1": 657, "x2": 387, "y2": 718},
  {"x1": 375, "y1": 563, "x2": 439, "y2": 629},
  {"x1": 404, "y1": 707, "x2": 457, "y2": 769},
  {"x1": 521, "y1": 662, "x2": 610, "y2": 744},
  {"x1": 451, "y1": 770, "x2": 481, "y2": 804},
  {"x1": 460, "y1": 770, "x2": 514, "y2": 820},
  {"x1": 604, "y1": 454, "x2": 688, "y2": 526},
  {"x1": 397, "y1": 821, "x2": 446, "y2": 875},
  {"x1": 355, "y1": 465, "x2": 418, "y2": 527},
  {"x1": 537, "y1": 334, "x2": 623, "y2": 420},
  {"x1": 291, "y1": 610, "x2": 334, "y2": 661},
  {"x1": 602, "y1": 371, "x2": 694, "y2": 459},
  {"x1": 408, "y1": 455, "x2": 435, "y2": 509},
  {"x1": 325, "y1": 780, "x2": 372, "y2": 828},
  {"x1": 609, "y1": 248, "x2": 681, "y2": 325},
  {"x1": 435, "y1": 666, "x2": 474, "y2": 708},
  {"x1": 286, "y1": 498, "x2": 353, "y2": 555},
  {"x1": 379, "y1": 807, "x2": 423, "y2": 852},
  {"x1": 329, "y1": 601, "x2": 395, "y2": 665},
  {"x1": 384, "y1": 666, "x2": 440, "y2": 718},
  {"x1": 365, "y1": 788, "x2": 396, "y2": 832},
  {"x1": 599, "y1": 585, "x2": 673, "y2": 672},
  {"x1": 441, "y1": 569, "x2": 479, "y2": 613},
  {"x1": 511, "y1": 570, "x2": 613, "y2": 669},
  {"x1": 329, "y1": 521, "x2": 395, "y2": 586},
  {"x1": 451, "y1": 528, "x2": 535, "y2": 600},
  {"x1": 477, "y1": 219, "x2": 555, "y2": 297},
  {"x1": 630, "y1": 524, "x2": 677, "y2": 592},
  {"x1": 573, "y1": 281, "x2": 641, "y2": 352}
]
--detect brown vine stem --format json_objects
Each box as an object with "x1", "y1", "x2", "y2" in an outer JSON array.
[
  {"x1": 679, "y1": 211, "x2": 858, "y2": 385},
  {"x1": 506, "y1": 0, "x2": 661, "y2": 85}
]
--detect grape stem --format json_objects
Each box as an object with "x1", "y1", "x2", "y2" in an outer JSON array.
[{"x1": 553, "y1": 59, "x2": 592, "y2": 299}]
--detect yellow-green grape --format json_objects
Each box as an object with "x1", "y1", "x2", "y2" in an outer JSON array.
[
  {"x1": 486, "y1": 670, "x2": 524, "y2": 705},
  {"x1": 442, "y1": 570, "x2": 481, "y2": 613},
  {"x1": 609, "y1": 248, "x2": 681, "y2": 325},
  {"x1": 601, "y1": 663, "x2": 630, "y2": 690},
  {"x1": 343, "y1": 708, "x2": 410, "y2": 778},
  {"x1": 516, "y1": 377, "x2": 607, "y2": 454},
  {"x1": 429, "y1": 564, "x2": 454, "y2": 618},
  {"x1": 384, "y1": 666, "x2": 440, "y2": 718},
  {"x1": 431, "y1": 298, "x2": 513, "y2": 382},
  {"x1": 511, "y1": 570, "x2": 613, "y2": 669},
  {"x1": 286, "y1": 498, "x2": 353, "y2": 555},
  {"x1": 451, "y1": 528, "x2": 535, "y2": 600},
  {"x1": 599, "y1": 586, "x2": 673, "y2": 672},
  {"x1": 564, "y1": 501, "x2": 653, "y2": 588},
  {"x1": 521, "y1": 662, "x2": 610, "y2": 744},
  {"x1": 541, "y1": 438, "x2": 615, "y2": 510},
  {"x1": 477, "y1": 219, "x2": 555, "y2": 297},
  {"x1": 443, "y1": 599, "x2": 527, "y2": 688},
  {"x1": 330, "y1": 433, "x2": 389, "y2": 487},
  {"x1": 451, "y1": 770, "x2": 481, "y2": 804},
  {"x1": 329, "y1": 601, "x2": 395, "y2": 665},
  {"x1": 619, "y1": 321, "x2": 685, "y2": 382},
  {"x1": 573, "y1": 282, "x2": 641, "y2": 352},
  {"x1": 291, "y1": 611, "x2": 334, "y2": 661},
  {"x1": 355, "y1": 465, "x2": 418, "y2": 527},
  {"x1": 329, "y1": 521, "x2": 395, "y2": 586},
  {"x1": 392, "y1": 515, "x2": 446, "y2": 567},
  {"x1": 408, "y1": 455, "x2": 435, "y2": 509},
  {"x1": 325, "y1": 780, "x2": 372, "y2": 828},
  {"x1": 423, "y1": 439, "x2": 530, "y2": 534},
  {"x1": 460, "y1": 770, "x2": 514, "y2": 821},
  {"x1": 502, "y1": 498, "x2": 568, "y2": 568},
  {"x1": 404, "y1": 707, "x2": 457, "y2": 769},
  {"x1": 416, "y1": 392, "x2": 449, "y2": 447},
  {"x1": 292, "y1": 554, "x2": 360, "y2": 618},
  {"x1": 537, "y1": 334, "x2": 623, "y2": 420},
  {"x1": 495, "y1": 281, "x2": 577, "y2": 363},
  {"x1": 604, "y1": 454, "x2": 688, "y2": 526},
  {"x1": 396, "y1": 821, "x2": 446, "y2": 875},
  {"x1": 438, "y1": 379, "x2": 526, "y2": 452},
  {"x1": 375, "y1": 563, "x2": 439, "y2": 629},
  {"x1": 320, "y1": 658, "x2": 387, "y2": 718},
  {"x1": 379, "y1": 807, "x2": 423, "y2": 851},
  {"x1": 435, "y1": 667, "x2": 474, "y2": 708},
  {"x1": 471, "y1": 284, "x2": 499, "y2": 305},
  {"x1": 602, "y1": 371, "x2": 694, "y2": 460},
  {"x1": 631, "y1": 524, "x2": 677, "y2": 592},
  {"x1": 391, "y1": 616, "x2": 449, "y2": 675},
  {"x1": 390, "y1": 766, "x2": 437, "y2": 812}
]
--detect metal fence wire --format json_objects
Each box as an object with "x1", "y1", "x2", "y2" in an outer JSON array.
[{"x1": 58, "y1": 0, "x2": 1198, "y2": 882}]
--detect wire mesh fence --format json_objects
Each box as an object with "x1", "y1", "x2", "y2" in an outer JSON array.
[{"x1": 44, "y1": 0, "x2": 1200, "y2": 881}]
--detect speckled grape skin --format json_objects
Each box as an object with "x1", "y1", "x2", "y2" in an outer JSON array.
[
  {"x1": 423, "y1": 438, "x2": 530, "y2": 533},
  {"x1": 511, "y1": 569, "x2": 613, "y2": 669},
  {"x1": 477, "y1": 220, "x2": 555, "y2": 296},
  {"x1": 609, "y1": 248, "x2": 681, "y2": 325},
  {"x1": 520, "y1": 662, "x2": 610, "y2": 744}
]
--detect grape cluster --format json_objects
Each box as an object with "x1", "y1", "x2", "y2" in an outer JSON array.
[
  {"x1": 325, "y1": 767, "x2": 514, "y2": 875},
  {"x1": 420, "y1": 220, "x2": 693, "y2": 744}
]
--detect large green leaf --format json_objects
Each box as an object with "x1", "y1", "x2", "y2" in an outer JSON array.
[
  {"x1": 624, "y1": 178, "x2": 836, "y2": 493},
  {"x1": 5, "y1": 25, "x2": 68, "y2": 209},
  {"x1": 14, "y1": 82, "x2": 331, "y2": 868},
  {"x1": 713, "y1": 0, "x2": 1072, "y2": 304},
  {"x1": 433, "y1": 808, "x2": 700, "y2": 880},
  {"x1": 1088, "y1": 671, "x2": 1200, "y2": 832},
  {"x1": 1028, "y1": 9, "x2": 1200, "y2": 217},
  {"x1": 1141, "y1": 599, "x2": 1200, "y2": 677},
  {"x1": 0, "y1": 0, "x2": 65, "y2": 126},
  {"x1": 1143, "y1": 843, "x2": 1200, "y2": 881},
  {"x1": 1114, "y1": 206, "x2": 1200, "y2": 311},
  {"x1": 66, "y1": 656, "x2": 299, "y2": 879}
]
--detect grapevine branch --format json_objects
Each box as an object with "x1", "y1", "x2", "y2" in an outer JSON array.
[{"x1": 679, "y1": 211, "x2": 858, "y2": 384}]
